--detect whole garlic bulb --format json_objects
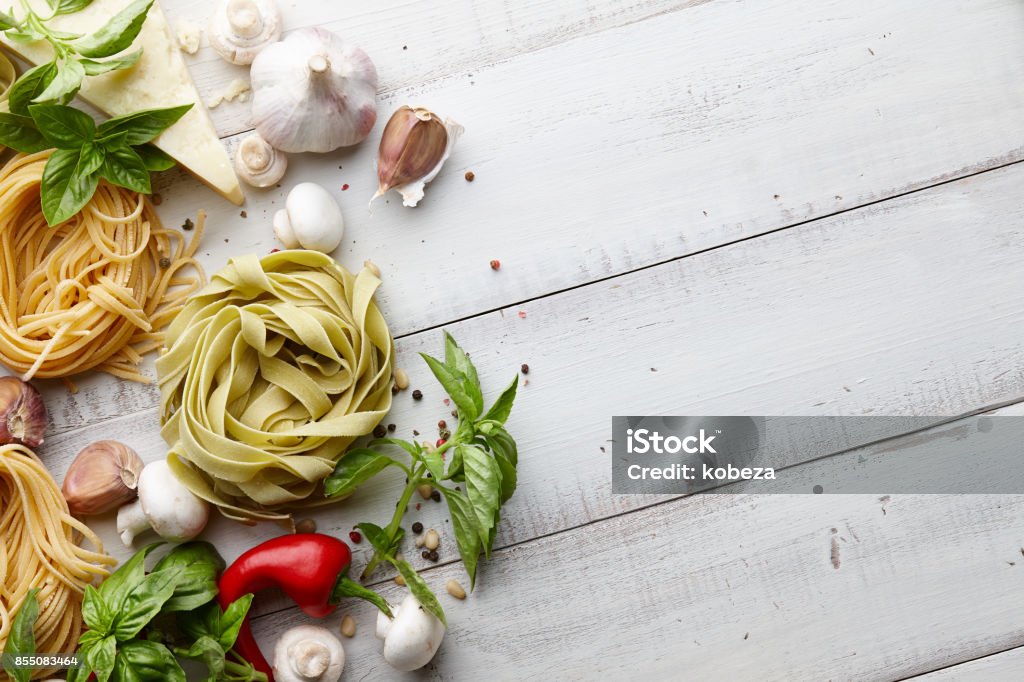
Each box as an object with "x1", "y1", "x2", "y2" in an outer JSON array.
[{"x1": 250, "y1": 27, "x2": 378, "y2": 153}]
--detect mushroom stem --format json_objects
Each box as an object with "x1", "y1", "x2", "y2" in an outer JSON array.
[{"x1": 117, "y1": 499, "x2": 150, "y2": 547}]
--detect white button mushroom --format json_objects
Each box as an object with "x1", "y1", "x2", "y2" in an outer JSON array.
[
  {"x1": 375, "y1": 593, "x2": 446, "y2": 672},
  {"x1": 272, "y1": 183, "x2": 345, "y2": 253},
  {"x1": 116, "y1": 460, "x2": 210, "y2": 546},
  {"x1": 210, "y1": 0, "x2": 281, "y2": 65},
  {"x1": 273, "y1": 625, "x2": 345, "y2": 682},
  {"x1": 235, "y1": 133, "x2": 288, "y2": 188}
]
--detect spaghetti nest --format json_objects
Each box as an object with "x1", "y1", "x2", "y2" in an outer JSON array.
[
  {"x1": 157, "y1": 251, "x2": 394, "y2": 524},
  {"x1": 0, "y1": 151, "x2": 204, "y2": 383},
  {"x1": 0, "y1": 444, "x2": 114, "y2": 680}
]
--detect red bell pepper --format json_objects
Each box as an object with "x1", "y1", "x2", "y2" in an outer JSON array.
[{"x1": 218, "y1": 533, "x2": 391, "y2": 681}]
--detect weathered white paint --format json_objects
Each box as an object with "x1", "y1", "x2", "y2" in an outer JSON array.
[{"x1": 911, "y1": 647, "x2": 1024, "y2": 680}]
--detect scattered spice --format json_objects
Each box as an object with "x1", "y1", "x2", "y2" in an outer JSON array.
[
  {"x1": 341, "y1": 183, "x2": 349, "y2": 191},
  {"x1": 412, "y1": 389, "x2": 423, "y2": 400},
  {"x1": 181, "y1": 217, "x2": 194, "y2": 231},
  {"x1": 240, "y1": 210, "x2": 247, "y2": 218},
  {"x1": 521, "y1": 363, "x2": 529, "y2": 374},
  {"x1": 427, "y1": 550, "x2": 439, "y2": 562},
  {"x1": 373, "y1": 425, "x2": 387, "y2": 438},
  {"x1": 394, "y1": 575, "x2": 406, "y2": 586},
  {"x1": 394, "y1": 368, "x2": 410, "y2": 390},
  {"x1": 446, "y1": 579, "x2": 466, "y2": 599},
  {"x1": 436, "y1": 438, "x2": 447, "y2": 448},
  {"x1": 270, "y1": 248, "x2": 280, "y2": 253},
  {"x1": 340, "y1": 615, "x2": 357, "y2": 638},
  {"x1": 387, "y1": 423, "x2": 396, "y2": 433},
  {"x1": 420, "y1": 550, "x2": 431, "y2": 560},
  {"x1": 443, "y1": 398, "x2": 450, "y2": 406},
  {"x1": 159, "y1": 257, "x2": 171, "y2": 269},
  {"x1": 465, "y1": 171, "x2": 475, "y2": 182},
  {"x1": 412, "y1": 521, "x2": 423, "y2": 534},
  {"x1": 392, "y1": 384, "x2": 399, "y2": 394},
  {"x1": 417, "y1": 484, "x2": 433, "y2": 500},
  {"x1": 348, "y1": 530, "x2": 362, "y2": 544},
  {"x1": 295, "y1": 518, "x2": 317, "y2": 534},
  {"x1": 431, "y1": 489, "x2": 441, "y2": 502},
  {"x1": 438, "y1": 419, "x2": 447, "y2": 430},
  {"x1": 423, "y1": 529, "x2": 440, "y2": 550},
  {"x1": 489, "y1": 259, "x2": 500, "y2": 270},
  {"x1": 518, "y1": 311, "x2": 527, "y2": 319}
]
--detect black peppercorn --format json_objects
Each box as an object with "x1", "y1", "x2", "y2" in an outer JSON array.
[
  {"x1": 428, "y1": 550, "x2": 439, "y2": 561},
  {"x1": 421, "y1": 550, "x2": 431, "y2": 560},
  {"x1": 387, "y1": 423, "x2": 396, "y2": 432},
  {"x1": 521, "y1": 363, "x2": 529, "y2": 374},
  {"x1": 412, "y1": 521, "x2": 423, "y2": 534},
  {"x1": 412, "y1": 389, "x2": 423, "y2": 400},
  {"x1": 431, "y1": 489, "x2": 441, "y2": 502},
  {"x1": 373, "y1": 425, "x2": 386, "y2": 438}
]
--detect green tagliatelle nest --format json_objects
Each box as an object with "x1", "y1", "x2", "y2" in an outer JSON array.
[{"x1": 156, "y1": 250, "x2": 393, "y2": 524}]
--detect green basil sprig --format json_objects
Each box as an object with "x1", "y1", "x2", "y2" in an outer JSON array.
[
  {"x1": 326, "y1": 332, "x2": 520, "y2": 595},
  {"x1": 69, "y1": 543, "x2": 265, "y2": 682},
  {"x1": 0, "y1": 102, "x2": 189, "y2": 225},
  {"x1": 1, "y1": 588, "x2": 40, "y2": 682},
  {"x1": 0, "y1": 0, "x2": 152, "y2": 107}
]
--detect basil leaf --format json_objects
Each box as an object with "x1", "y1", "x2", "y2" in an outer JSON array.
[
  {"x1": 439, "y1": 487, "x2": 482, "y2": 588},
  {"x1": 97, "y1": 103, "x2": 191, "y2": 145},
  {"x1": 1, "y1": 589, "x2": 39, "y2": 682},
  {"x1": 486, "y1": 432, "x2": 518, "y2": 504},
  {"x1": 29, "y1": 104, "x2": 95, "y2": 149},
  {"x1": 356, "y1": 521, "x2": 390, "y2": 555},
  {"x1": 369, "y1": 437, "x2": 422, "y2": 459},
  {"x1": 111, "y1": 568, "x2": 180, "y2": 641},
  {"x1": 115, "y1": 640, "x2": 185, "y2": 682},
  {"x1": 421, "y1": 353, "x2": 479, "y2": 421},
  {"x1": 442, "y1": 332, "x2": 484, "y2": 415},
  {"x1": 152, "y1": 542, "x2": 225, "y2": 613},
  {"x1": 96, "y1": 544, "x2": 162, "y2": 614},
  {"x1": 81, "y1": 584, "x2": 115, "y2": 633},
  {"x1": 133, "y1": 144, "x2": 175, "y2": 171},
  {"x1": 8, "y1": 63, "x2": 57, "y2": 116},
  {"x1": 175, "y1": 635, "x2": 225, "y2": 679},
  {"x1": 5, "y1": 28, "x2": 45, "y2": 43},
  {"x1": 422, "y1": 447, "x2": 445, "y2": 482},
  {"x1": 32, "y1": 59, "x2": 84, "y2": 103},
  {"x1": 325, "y1": 448, "x2": 396, "y2": 497},
  {"x1": 481, "y1": 375, "x2": 518, "y2": 425},
  {"x1": 0, "y1": 9, "x2": 17, "y2": 30},
  {"x1": 0, "y1": 113, "x2": 49, "y2": 154},
  {"x1": 445, "y1": 444, "x2": 465, "y2": 482},
  {"x1": 41, "y1": 148, "x2": 100, "y2": 225},
  {"x1": 390, "y1": 558, "x2": 446, "y2": 627},
  {"x1": 100, "y1": 145, "x2": 150, "y2": 193},
  {"x1": 175, "y1": 600, "x2": 221, "y2": 643},
  {"x1": 79, "y1": 49, "x2": 142, "y2": 76},
  {"x1": 460, "y1": 444, "x2": 502, "y2": 557},
  {"x1": 78, "y1": 141, "x2": 106, "y2": 176},
  {"x1": 218, "y1": 593, "x2": 254, "y2": 650},
  {"x1": 70, "y1": 0, "x2": 153, "y2": 58},
  {"x1": 50, "y1": 0, "x2": 95, "y2": 16},
  {"x1": 87, "y1": 634, "x2": 117, "y2": 682}
]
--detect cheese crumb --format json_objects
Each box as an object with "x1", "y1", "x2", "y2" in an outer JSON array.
[
  {"x1": 176, "y1": 20, "x2": 202, "y2": 55},
  {"x1": 207, "y1": 79, "x2": 251, "y2": 109}
]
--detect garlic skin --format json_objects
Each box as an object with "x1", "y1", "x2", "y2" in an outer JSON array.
[
  {"x1": 235, "y1": 133, "x2": 288, "y2": 187},
  {"x1": 0, "y1": 376, "x2": 46, "y2": 448},
  {"x1": 251, "y1": 27, "x2": 378, "y2": 153},
  {"x1": 210, "y1": 0, "x2": 281, "y2": 65},
  {"x1": 273, "y1": 183, "x2": 345, "y2": 253},
  {"x1": 373, "y1": 106, "x2": 463, "y2": 208},
  {"x1": 62, "y1": 441, "x2": 144, "y2": 516}
]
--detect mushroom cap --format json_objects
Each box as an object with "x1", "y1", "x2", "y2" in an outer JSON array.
[
  {"x1": 235, "y1": 133, "x2": 288, "y2": 188},
  {"x1": 273, "y1": 624, "x2": 345, "y2": 682},
  {"x1": 137, "y1": 460, "x2": 210, "y2": 542},
  {"x1": 380, "y1": 594, "x2": 446, "y2": 672},
  {"x1": 210, "y1": 0, "x2": 281, "y2": 65},
  {"x1": 282, "y1": 183, "x2": 345, "y2": 253}
]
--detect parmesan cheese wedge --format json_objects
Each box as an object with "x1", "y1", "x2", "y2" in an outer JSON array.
[{"x1": 0, "y1": 0, "x2": 244, "y2": 204}]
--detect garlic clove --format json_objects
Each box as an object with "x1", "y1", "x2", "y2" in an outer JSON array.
[
  {"x1": 250, "y1": 27, "x2": 378, "y2": 153},
  {"x1": 210, "y1": 0, "x2": 281, "y2": 65},
  {"x1": 62, "y1": 440, "x2": 144, "y2": 516},
  {"x1": 235, "y1": 133, "x2": 288, "y2": 187},
  {"x1": 0, "y1": 376, "x2": 47, "y2": 448},
  {"x1": 372, "y1": 106, "x2": 464, "y2": 207}
]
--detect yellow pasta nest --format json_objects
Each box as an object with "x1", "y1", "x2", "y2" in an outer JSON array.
[{"x1": 156, "y1": 250, "x2": 394, "y2": 524}]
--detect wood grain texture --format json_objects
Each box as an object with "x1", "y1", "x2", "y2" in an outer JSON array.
[
  {"x1": 16, "y1": 0, "x2": 1024, "y2": 438},
  {"x1": 909, "y1": 647, "x2": 1024, "y2": 680},
  {"x1": 36, "y1": 159, "x2": 1024, "y2": 576}
]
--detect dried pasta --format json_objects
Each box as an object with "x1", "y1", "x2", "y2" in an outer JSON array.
[
  {"x1": 0, "y1": 151, "x2": 205, "y2": 382},
  {"x1": 0, "y1": 444, "x2": 114, "y2": 680},
  {"x1": 157, "y1": 251, "x2": 393, "y2": 524}
]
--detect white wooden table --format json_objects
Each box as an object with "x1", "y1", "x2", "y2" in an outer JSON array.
[{"x1": 22, "y1": 0, "x2": 1024, "y2": 679}]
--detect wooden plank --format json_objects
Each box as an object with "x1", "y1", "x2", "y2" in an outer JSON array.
[
  {"x1": 249, "y1": 478, "x2": 1024, "y2": 679},
  {"x1": 15, "y1": 0, "x2": 1024, "y2": 435},
  {"x1": 161, "y1": 0, "x2": 704, "y2": 137},
  {"x1": 37, "y1": 159, "x2": 1024, "y2": 573},
  {"x1": 908, "y1": 647, "x2": 1024, "y2": 680}
]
